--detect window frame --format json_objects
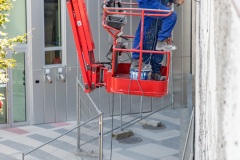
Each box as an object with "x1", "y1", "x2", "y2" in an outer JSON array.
[{"x1": 43, "y1": 0, "x2": 66, "y2": 67}]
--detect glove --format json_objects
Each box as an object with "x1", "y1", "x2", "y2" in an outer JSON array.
[
  {"x1": 177, "y1": 0, "x2": 184, "y2": 5},
  {"x1": 167, "y1": 2, "x2": 172, "y2": 7},
  {"x1": 175, "y1": 0, "x2": 184, "y2": 5}
]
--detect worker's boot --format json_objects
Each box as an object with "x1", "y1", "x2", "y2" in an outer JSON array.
[
  {"x1": 156, "y1": 40, "x2": 177, "y2": 51},
  {"x1": 151, "y1": 73, "x2": 166, "y2": 81},
  {"x1": 152, "y1": 73, "x2": 161, "y2": 80}
]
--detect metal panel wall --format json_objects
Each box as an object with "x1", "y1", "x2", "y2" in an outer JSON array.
[
  {"x1": 28, "y1": 0, "x2": 192, "y2": 124},
  {"x1": 29, "y1": 0, "x2": 79, "y2": 124},
  {"x1": 31, "y1": 1, "x2": 44, "y2": 70},
  {"x1": 66, "y1": 11, "x2": 78, "y2": 67},
  {"x1": 65, "y1": 11, "x2": 78, "y2": 121},
  {"x1": 55, "y1": 67, "x2": 67, "y2": 122},
  {"x1": 44, "y1": 68, "x2": 55, "y2": 123},
  {"x1": 172, "y1": 1, "x2": 192, "y2": 108},
  {"x1": 66, "y1": 67, "x2": 78, "y2": 121},
  {"x1": 32, "y1": 70, "x2": 44, "y2": 124},
  {"x1": 30, "y1": 0, "x2": 46, "y2": 124}
]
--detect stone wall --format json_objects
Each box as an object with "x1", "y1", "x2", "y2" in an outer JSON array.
[{"x1": 195, "y1": 1, "x2": 240, "y2": 159}]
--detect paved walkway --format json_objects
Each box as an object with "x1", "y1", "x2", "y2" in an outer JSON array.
[{"x1": 0, "y1": 108, "x2": 190, "y2": 160}]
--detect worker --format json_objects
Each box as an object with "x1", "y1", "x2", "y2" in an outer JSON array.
[{"x1": 131, "y1": 0, "x2": 184, "y2": 80}]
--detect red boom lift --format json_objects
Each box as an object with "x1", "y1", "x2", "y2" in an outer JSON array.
[{"x1": 66, "y1": 0, "x2": 173, "y2": 97}]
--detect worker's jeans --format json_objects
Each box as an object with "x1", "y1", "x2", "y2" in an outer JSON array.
[
  {"x1": 141, "y1": 20, "x2": 164, "y2": 74},
  {"x1": 148, "y1": 1, "x2": 177, "y2": 41},
  {"x1": 132, "y1": 0, "x2": 177, "y2": 73}
]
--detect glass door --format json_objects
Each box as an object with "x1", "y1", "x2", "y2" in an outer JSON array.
[
  {"x1": 12, "y1": 52, "x2": 27, "y2": 123},
  {"x1": 0, "y1": 51, "x2": 27, "y2": 128}
]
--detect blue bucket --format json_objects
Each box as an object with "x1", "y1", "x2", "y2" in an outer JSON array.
[{"x1": 130, "y1": 68, "x2": 151, "y2": 80}]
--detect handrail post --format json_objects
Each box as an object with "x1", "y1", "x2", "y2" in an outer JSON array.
[
  {"x1": 99, "y1": 114, "x2": 103, "y2": 160},
  {"x1": 170, "y1": 52, "x2": 174, "y2": 109},
  {"x1": 22, "y1": 153, "x2": 24, "y2": 160},
  {"x1": 76, "y1": 77, "x2": 81, "y2": 152},
  {"x1": 140, "y1": 96, "x2": 143, "y2": 118},
  {"x1": 182, "y1": 108, "x2": 195, "y2": 160},
  {"x1": 120, "y1": 94, "x2": 123, "y2": 131}
]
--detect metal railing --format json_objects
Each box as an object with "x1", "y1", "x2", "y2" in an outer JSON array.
[
  {"x1": 77, "y1": 75, "x2": 174, "y2": 159},
  {"x1": 22, "y1": 114, "x2": 102, "y2": 160},
  {"x1": 76, "y1": 78, "x2": 103, "y2": 160},
  {"x1": 182, "y1": 107, "x2": 195, "y2": 160},
  {"x1": 181, "y1": 74, "x2": 195, "y2": 160},
  {"x1": 22, "y1": 77, "x2": 103, "y2": 160},
  {"x1": 21, "y1": 69, "x2": 174, "y2": 160}
]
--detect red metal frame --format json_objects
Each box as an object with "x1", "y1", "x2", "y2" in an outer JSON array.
[{"x1": 67, "y1": 0, "x2": 173, "y2": 97}]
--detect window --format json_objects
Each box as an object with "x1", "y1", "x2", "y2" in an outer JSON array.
[
  {"x1": 45, "y1": 50, "x2": 62, "y2": 65},
  {"x1": 5, "y1": 0, "x2": 26, "y2": 39},
  {"x1": 44, "y1": 0, "x2": 62, "y2": 65},
  {"x1": 12, "y1": 52, "x2": 26, "y2": 122}
]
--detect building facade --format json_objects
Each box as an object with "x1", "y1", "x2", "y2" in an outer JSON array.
[
  {"x1": 0, "y1": 0, "x2": 192, "y2": 127},
  {"x1": 1, "y1": 0, "x2": 79, "y2": 127}
]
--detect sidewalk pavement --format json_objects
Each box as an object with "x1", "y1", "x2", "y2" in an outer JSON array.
[{"x1": 0, "y1": 109, "x2": 189, "y2": 160}]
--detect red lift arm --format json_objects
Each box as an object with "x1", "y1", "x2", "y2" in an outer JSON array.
[{"x1": 66, "y1": 0, "x2": 172, "y2": 97}]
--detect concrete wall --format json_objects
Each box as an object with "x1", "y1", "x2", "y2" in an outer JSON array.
[{"x1": 195, "y1": 1, "x2": 240, "y2": 159}]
